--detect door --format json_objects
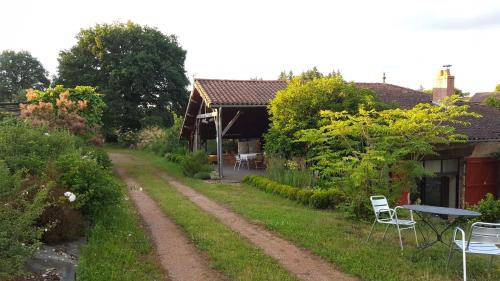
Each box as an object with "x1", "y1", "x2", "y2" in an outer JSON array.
[{"x1": 422, "y1": 176, "x2": 449, "y2": 207}]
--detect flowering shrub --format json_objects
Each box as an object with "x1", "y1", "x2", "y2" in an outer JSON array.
[
  {"x1": 0, "y1": 121, "x2": 120, "y2": 276},
  {"x1": 55, "y1": 152, "x2": 121, "y2": 217},
  {"x1": 20, "y1": 86, "x2": 105, "y2": 139}
]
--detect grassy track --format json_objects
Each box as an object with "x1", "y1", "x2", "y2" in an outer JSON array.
[
  {"x1": 76, "y1": 185, "x2": 164, "y2": 281},
  {"x1": 111, "y1": 152, "x2": 299, "y2": 281},
  {"x1": 117, "y1": 148, "x2": 500, "y2": 281}
]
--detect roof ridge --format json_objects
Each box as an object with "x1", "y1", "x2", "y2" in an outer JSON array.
[
  {"x1": 194, "y1": 78, "x2": 285, "y2": 83},
  {"x1": 356, "y1": 82, "x2": 426, "y2": 94}
]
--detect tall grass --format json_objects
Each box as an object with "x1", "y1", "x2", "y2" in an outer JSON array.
[{"x1": 266, "y1": 157, "x2": 317, "y2": 188}]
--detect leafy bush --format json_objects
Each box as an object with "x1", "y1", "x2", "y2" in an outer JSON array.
[
  {"x1": 180, "y1": 151, "x2": 212, "y2": 177},
  {"x1": 193, "y1": 171, "x2": 211, "y2": 180},
  {"x1": 243, "y1": 176, "x2": 345, "y2": 209},
  {"x1": 0, "y1": 177, "x2": 49, "y2": 278},
  {"x1": 55, "y1": 152, "x2": 122, "y2": 217},
  {"x1": 164, "y1": 153, "x2": 185, "y2": 163},
  {"x1": 0, "y1": 120, "x2": 80, "y2": 174},
  {"x1": 469, "y1": 193, "x2": 500, "y2": 223},
  {"x1": 117, "y1": 130, "x2": 138, "y2": 147},
  {"x1": 264, "y1": 76, "x2": 380, "y2": 157},
  {"x1": 80, "y1": 146, "x2": 113, "y2": 170}
]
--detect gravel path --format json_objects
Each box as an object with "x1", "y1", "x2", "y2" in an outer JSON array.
[
  {"x1": 111, "y1": 157, "x2": 224, "y2": 281},
  {"x1": 156, "y1": 171, "x2": 359, "y2": 281}
]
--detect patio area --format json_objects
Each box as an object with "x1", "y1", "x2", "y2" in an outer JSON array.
[{"x1": 216, "y1": 164, "x2": 266, "y2": 183}]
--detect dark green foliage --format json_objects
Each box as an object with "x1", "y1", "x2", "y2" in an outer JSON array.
[
  {"x1": 80, "y1": 147, "x2": 113, "y2": 170},
  {"x1": 0, "y1": 178, "x2": 48, "y2": 278},
  {"x1": 180, "y1": 151, "x2": 212, "y2": 177},
  {"x1": 117, "y1": 131, "x2": 138, "y2": 147},
  {"x1": 57, "y1": 21, "x2": 189, "y2": 134},
  {"x1": 55, "y1": 152, "x2": 122, "y2": 217},
  {"x1": 469, "y1": 193, "x2": 500, "y2": 223},
  {"x1": 164, "y1": 153, "x2": 185, "y2": 163},
  {"x1": 0, "y1": 120, "x2": 81, "y2": 174},
  {"x1": 193, "y1": 171, "x2": 211, "y2": 180},
  {"x1": 0, "y1": 120, "x2": 120, "y2": 278},
  {"x1": 243, "y1": 176, "x2": 345, "y2": 209},
  {"x1": 0, "y1": 50, "x2": 49, "y2": 102}
]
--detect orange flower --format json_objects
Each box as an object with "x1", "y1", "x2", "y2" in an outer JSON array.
[
  {"x1": 59, "y1": 91, "x2": 70, "y2": 101},
  {"x1": 77, "y1": 100, "x2": 88, "y2": 110},
  {"x1": 26, "y1": 89, "x2": 37, "y2": 101}
]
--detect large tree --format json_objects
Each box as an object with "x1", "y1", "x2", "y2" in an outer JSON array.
[
  {"x1": 57, "y1": 22, "x2": 189, "y2": 135},
  {"x1": 0, "y1": 50, "x2": 49, "y2": 102},
  {"x1": 264, "y1": 75, "x2": 382, "y2": 157}
]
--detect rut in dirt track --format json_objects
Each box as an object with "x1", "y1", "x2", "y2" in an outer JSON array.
[
  {"x1": 112, "y1": 163, "x2": 224, "y2": 281},
  {"x1": 156, "y1": 171, "x2": 359, "y2": 281}
]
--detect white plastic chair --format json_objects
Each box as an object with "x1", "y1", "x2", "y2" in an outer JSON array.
[
  {"x1": 366, "y1": 195, "x2": 419, "y2": 252},
  {"x1": 447, "y1": 222, "x2": 500, "y2": 281}
]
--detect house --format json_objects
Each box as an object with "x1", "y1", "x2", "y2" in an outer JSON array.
[{"x1": 180, "y1": 70, "x2": 500, "y2": 207}]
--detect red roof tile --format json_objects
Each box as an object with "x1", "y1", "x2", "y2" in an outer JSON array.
[{"x1": 194, "y1": 79, "x2": 287, "y2": 107}]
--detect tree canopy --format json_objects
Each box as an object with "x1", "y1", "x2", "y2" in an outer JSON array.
[
  {"x1": 0, "y1": 50, "x2": 49, "y2": 102},
  {"x1": 57, "y1": 21, "x2": 189, "y2": 136},
  {"x1": 495, "y1": 84, "x2": 500, "y2": 91},
  {"x1": 264, "y1": 75, "x2": 381, "y2": 157}
]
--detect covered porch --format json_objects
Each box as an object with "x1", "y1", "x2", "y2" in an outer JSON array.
[{"x1": 180, "y1": 79, "x2": 287, "y2": 178}]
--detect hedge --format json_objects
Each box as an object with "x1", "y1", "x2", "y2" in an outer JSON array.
[{"x1": 242, "y1": 175, "x2": 346, "y2": 209}]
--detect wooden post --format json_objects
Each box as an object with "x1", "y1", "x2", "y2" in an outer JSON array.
[
  {"x1": 215, "y1": 108, "x2": 224, "y2": 178},
  {"x1": 193, "y1": 119, "x2": 199, "y2": 152}
]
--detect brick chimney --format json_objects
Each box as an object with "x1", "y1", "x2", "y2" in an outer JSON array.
[{"x1": 432, "y1": 68, "x2": 455, "y2": 103}]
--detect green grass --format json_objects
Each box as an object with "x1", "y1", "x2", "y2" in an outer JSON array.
[
  {"x1": 117, "y1": 148, "x2": 500, "y2": 281},
  {"x1": 111, "y1": 152, "x2": 298, "y2": 281},
  {"x1": 76, "y1": 187, "x2": 164, "y2": 281}
]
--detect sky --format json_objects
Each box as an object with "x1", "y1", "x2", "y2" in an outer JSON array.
[{"x1": 1, "y1": 0, "x2": 500, "y2": 93}]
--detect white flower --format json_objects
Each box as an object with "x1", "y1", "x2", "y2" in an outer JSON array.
[
  {"x1": 44, "y1": 132, "x2": 50, "y2": 136},
  {"x1": 64, "y1": 191, "x2": 76, "y2": 202}
]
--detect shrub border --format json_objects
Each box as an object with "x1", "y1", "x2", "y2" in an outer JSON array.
[{"x1": 242, "y1": 175, "x2": 345, "y2": 209}]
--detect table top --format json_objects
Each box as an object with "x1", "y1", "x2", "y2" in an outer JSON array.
[{"x1": 402, "y1": 204, "x2": 481, "y2": 217}]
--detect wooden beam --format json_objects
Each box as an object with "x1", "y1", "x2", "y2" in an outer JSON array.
[
  {"x1": 222, "y1": 111, "x2": 241, "y2": 136},
  {"x1": 197, "y1": 112, "x2": 217, "y2": 119},
  {"x1": 215, "y1": 108, "x2": 224, "y2": 178}
]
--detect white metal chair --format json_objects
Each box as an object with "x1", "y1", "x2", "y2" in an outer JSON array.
[
  {"x1": 366, "y1": 195, "x2": 419, "y2": 252},
  {"x1": 447, "y1": 222, "x2": 500, "y2": 281},
  {"x1": 234, "y1": 155, "x2": 241, "y2": 170}
]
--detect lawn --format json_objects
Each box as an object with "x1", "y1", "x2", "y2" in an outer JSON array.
[
  {"x1": 76, "y1": 182, "x2": 164, "y2": 281},
  {"x1": 111, "y1": 150, "x2": 298, "y2": 281},
  {"x1": 117, "y1": 148, "x2": 500, "y2": 281}
]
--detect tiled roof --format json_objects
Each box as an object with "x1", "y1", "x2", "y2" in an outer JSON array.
[
  {"x1": 355, "y1": 83, "x2": 432, "y2": 108},
  {"x1": 194, "y1": 79, "x2": 287, "y2": 107},
  {"x1": 455, "y1": 103, "x2": 500, "y2": 141},
  {"x1": 469, "y1": 92, "x2": 500, "y2": 103}
]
